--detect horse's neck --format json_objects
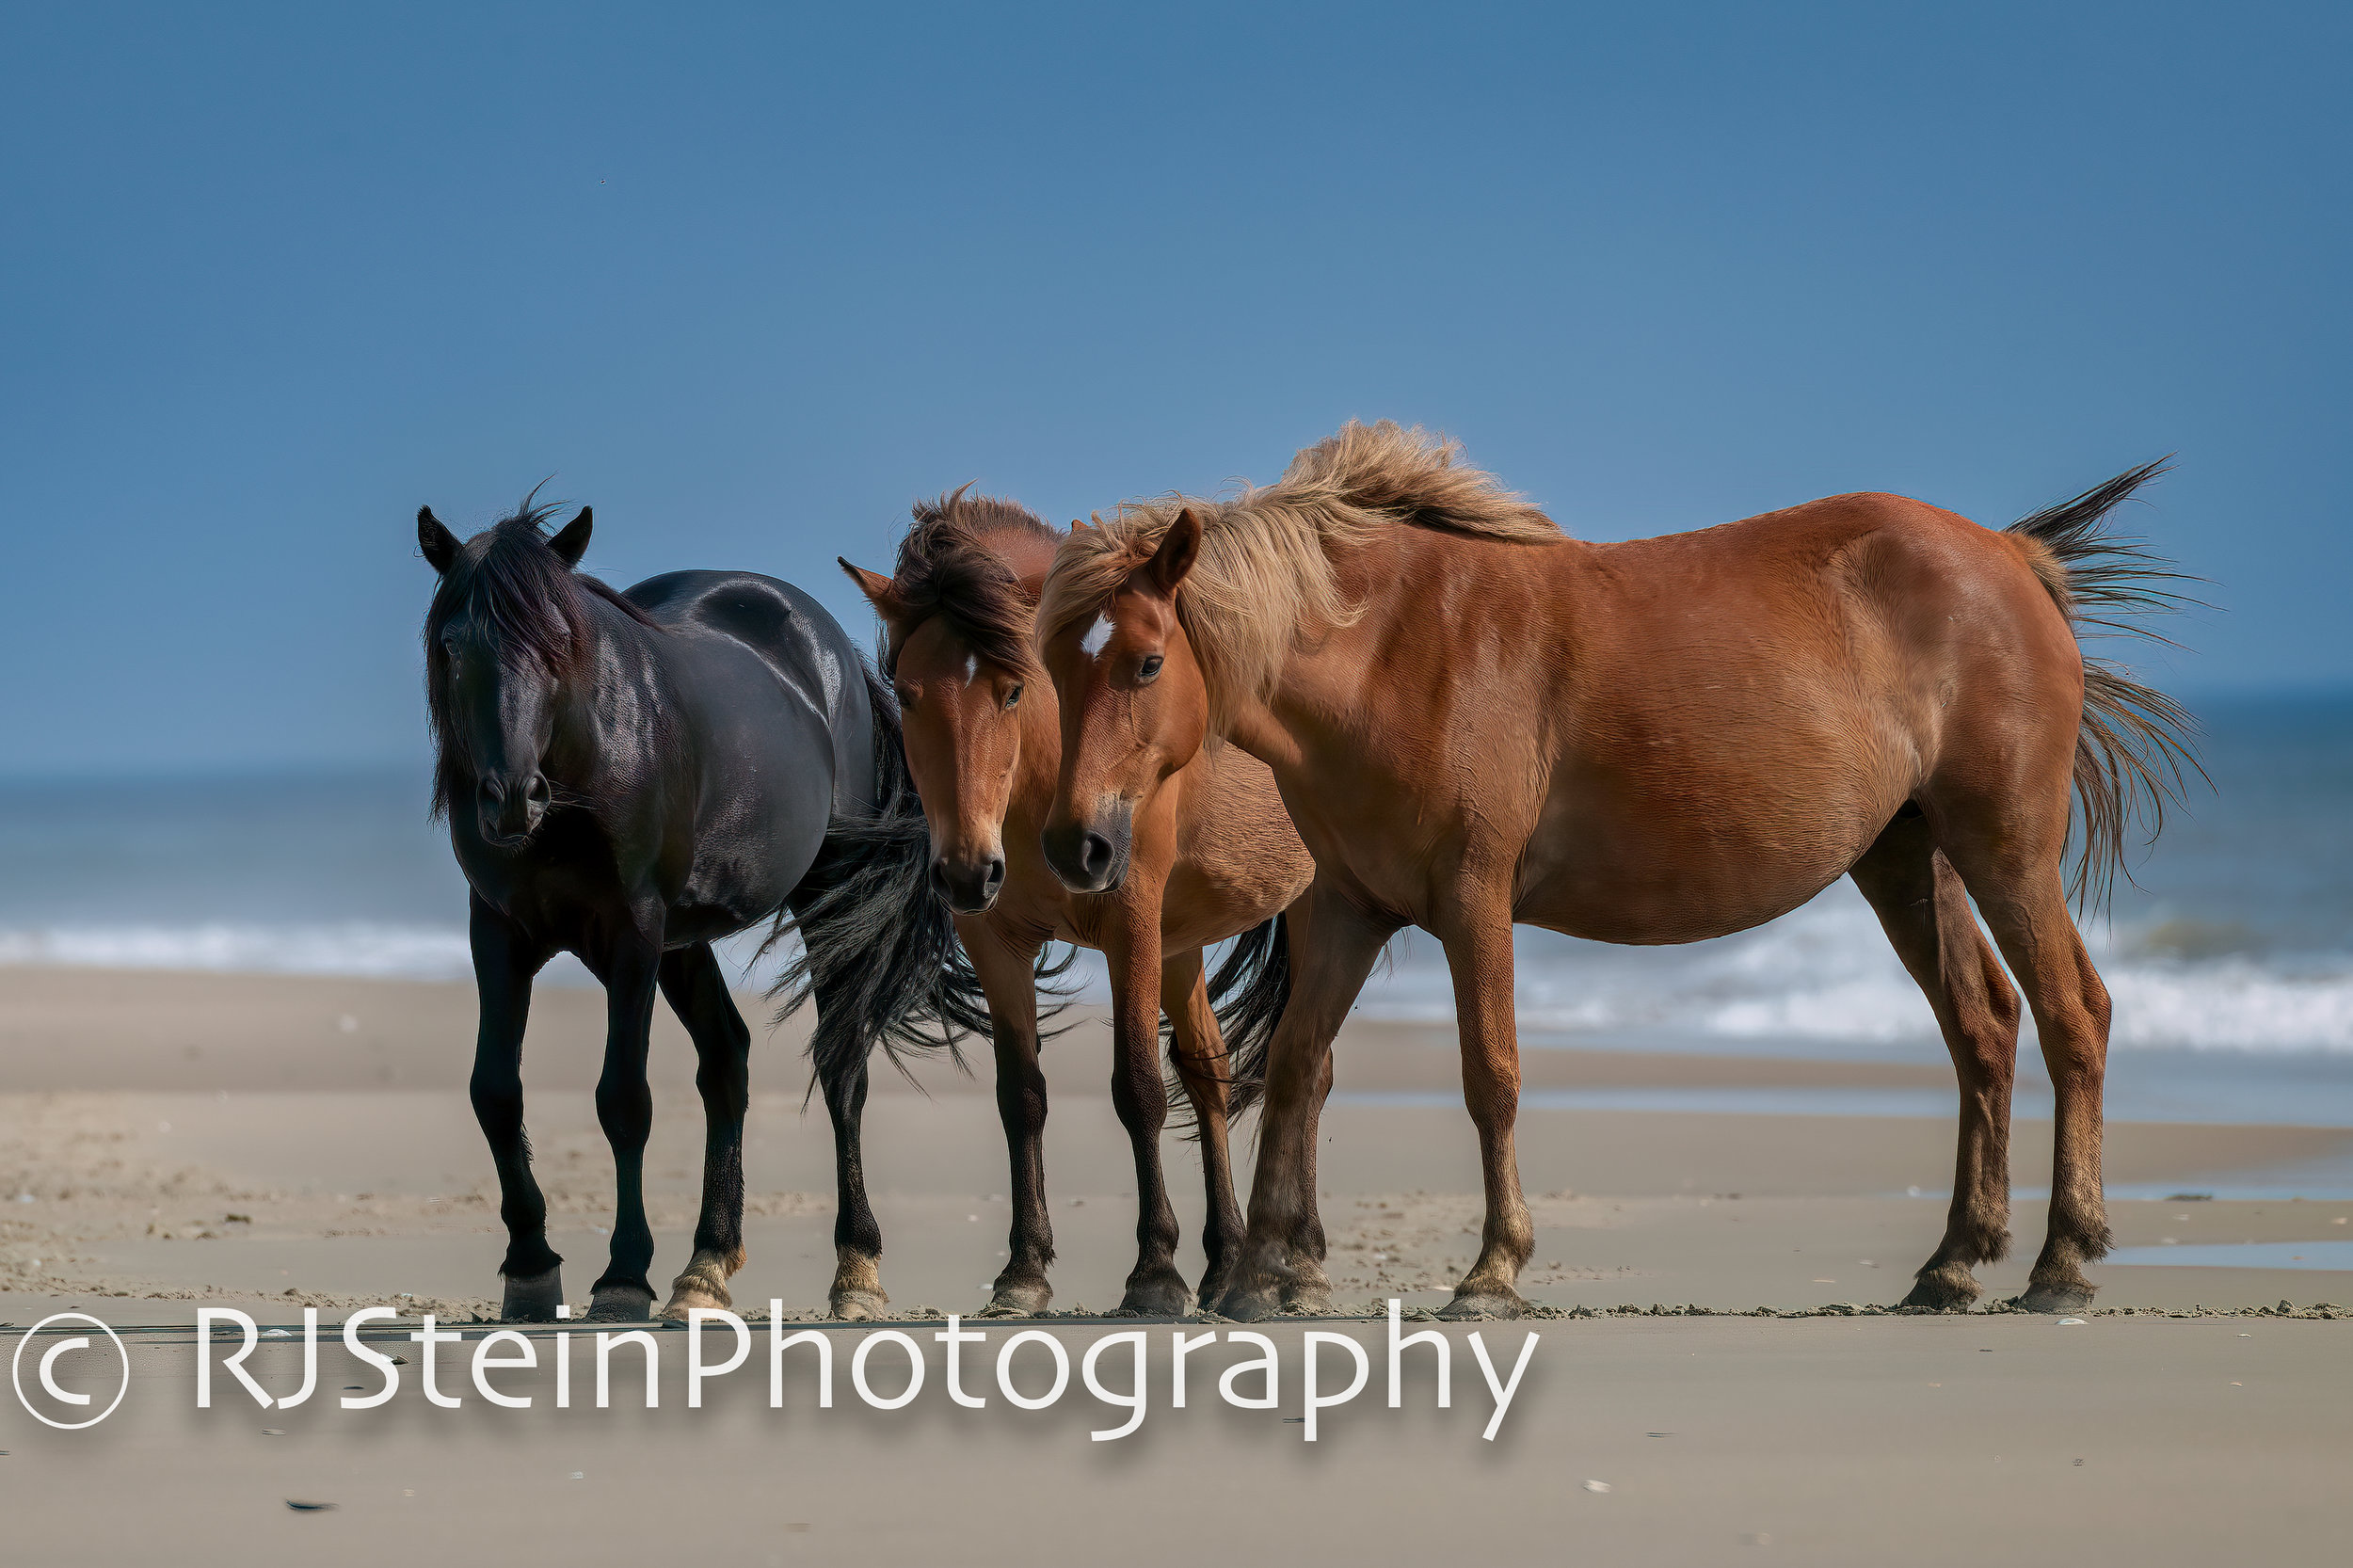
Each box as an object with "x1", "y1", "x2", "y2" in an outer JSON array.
[
  {"x1": 542, "y1": 610, "x2": 664, "y2": 795},
  {"x1": 1229, "y1": 525, "x2": 1587, "y2": 772}
]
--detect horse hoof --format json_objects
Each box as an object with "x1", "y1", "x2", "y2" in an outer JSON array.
[
  {"x1": 500, "y1": 1266, "x2": 565, "y2": 1322},
  {"x1": 586, "y1": 1283, "x2": 657, "y2": 1322},
  {"x1": 1278, "y1": 1282, "x2": 1334, "y2": 1318},
  {"x1": 1439, "y1": 1288, "x2": 1527, "y2": 1321},
  {"x1": 2013, "y1": 1281, "x2": 2096, "y2": 1315},
  {"x1": 829, "y1": 1288, "x2": 890, "y2": 1322},
  {"x1": 1216, "y1": 1284, "x2": 1281, "y2": 1323},
  {"x1": 978, "y1": 1280, "x2": 1051, "y2": 1319},
  {"x1": 1112, "y1": 1277, "x2": 1194, "y2": 1319},
  {"x1": 657, "y1": 1263, "x2": 734, "y2": 1321},
  {"x1": 1900, "y1": 1268, "x2": 1982, "y2": 1312}
]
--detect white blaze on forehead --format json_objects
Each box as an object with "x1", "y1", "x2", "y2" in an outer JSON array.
[
  {"x1": 963, "y1": 654, "x2": 977, "y2": 685},
  {"x1": 1079, "y1": 614, "x2": 1115, "y2": 659}
]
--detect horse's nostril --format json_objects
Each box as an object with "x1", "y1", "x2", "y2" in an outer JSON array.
[
  {"x1": 1080, "y1": 833, "x2": 1113, "y2": 880},
  {"x1": 983, "y1": 857, "x2": 1006, "y2": 894},
  {"x1": 929, "y1": 859, "x2": 952, "y2": 900}
]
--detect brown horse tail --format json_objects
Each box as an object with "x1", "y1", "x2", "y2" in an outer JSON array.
[
  {"x1": 1160, "y1": 915, "x2": 1292, "y2": 1136},
  {"x1": 2003, "y1": 460, "x2": 2207, "y2": 910}
]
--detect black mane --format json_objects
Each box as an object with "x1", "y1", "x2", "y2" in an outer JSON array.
[{"x1": 423, "y1": 499, "x2": 660, "y2": 819}]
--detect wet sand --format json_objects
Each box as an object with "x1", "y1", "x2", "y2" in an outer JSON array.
[{"x1": 4, "y1": 967, "x2": 2350, "y2": 1563}]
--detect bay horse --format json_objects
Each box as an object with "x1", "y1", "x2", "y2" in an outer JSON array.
[
  {"x1": 419, "y1": 498, "x2": 977, "y2": 1322},
  {"x1": 840, "y1": 488, "x2": 1311, "y2": 1315},
  {"x1": 1037, "y1": 422, "x2": 2198, "y2": 1320}
]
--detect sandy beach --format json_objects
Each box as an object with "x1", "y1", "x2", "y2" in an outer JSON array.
[{"x1": 2, "y1": 966, "x2": 2348, "y2": 1564}]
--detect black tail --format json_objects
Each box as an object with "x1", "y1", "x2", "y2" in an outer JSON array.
[
  {"x1": 2006, "y1": 460, "x2": 2209, "y2": 911},
  {"x1": 1162, "y1": 912, "x2": 1292, "y2": 1134},
  {"x1": 765, "y1": 663, "x2": 991, "y2": 1094}
]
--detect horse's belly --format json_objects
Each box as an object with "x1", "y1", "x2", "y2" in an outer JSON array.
[{"x1": 1516, "y1": 781, "x2": 1896, "y2": 946}]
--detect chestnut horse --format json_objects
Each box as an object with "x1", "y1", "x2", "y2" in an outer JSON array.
[
  {"x1": 1038, "y1": 422, "x2": 2196, "y2": 1320},
  {"x1": 841, "y1": 490, "x2": 1313, "y2": 1314}
]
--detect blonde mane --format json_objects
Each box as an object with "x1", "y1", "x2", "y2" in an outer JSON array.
[{"x1": 1038, "y1": 420, "x2": 1561, "y2": 735}]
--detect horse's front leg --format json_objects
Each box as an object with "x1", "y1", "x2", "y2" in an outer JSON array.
[
  {"x1": 966, "y1": 922, "x2": 1056, "y2": 1318},
  {"x1": 804, "y1": 965, "x2": 889, "y2": 1321},
  {"x1": 1160, "y1": 950, "x2": 1246, "y2": 1308},
  {"x1": 467, "y1": 897, "x2": 563, "y2": 1320},
  {"x1": 1103, "y1": 900, "x2": 1191, "y2": 1318},
  {"x1": 1218, "y1": 881, "x2": 1396, "y2": 1322},
  {"x1": 655, "y1": 943, "x2": 752, "y2": 1320},
  {"x1": 587, "y1": 935, "x2": 663, "y2": 1321}
]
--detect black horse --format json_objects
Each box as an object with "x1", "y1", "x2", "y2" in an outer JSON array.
[{"x1": 419, "y1": 498, "x2": 976, "y2": 1321}]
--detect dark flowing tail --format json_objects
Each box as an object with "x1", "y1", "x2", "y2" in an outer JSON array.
[
  {"x1": 1164, "y1": 912, "x2": 1292, "y2": 1133},
  {"x1": 2006, "y1": 460, "x2": 2208, "y2": 911},
  {"x1": 765, "y1": 663, "x2": 991, "y2": 1093}
]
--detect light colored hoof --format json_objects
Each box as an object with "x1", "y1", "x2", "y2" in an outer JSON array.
[
  {"x1": 1439, "y1": 1288, "x2": 1527, "y2": 1321},
  {"x1": 501, "y1": 1265, "x2": 564, "y2": 1322},
  {"x1": 830, "y1": 1288, "x2": 890, "y2": 1321},
  {"x1": 657, "y1": 1258, "x2": 735, "y2": 1321}
]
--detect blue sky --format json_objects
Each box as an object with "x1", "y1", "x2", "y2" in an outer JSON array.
[{"x1": 3, "y1": 2, "x2": 2345, "y2": 776}]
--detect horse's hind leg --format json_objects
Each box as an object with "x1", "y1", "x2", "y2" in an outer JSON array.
[
  {"x1": 967, "y1": 924, "x2": 1055, "y2": 1318},
  {"x1": 808, "y1": 968, "x2": 889, "y2": 1321},
  {"x1": 1849, "y1": 810, "x2": 2023, "y2": 1310},
  {"x1": 1940, "y1": 799, "x2": 2116, "y2": 1313},
  {"x1": 1219, "y1": 880, "x2": 1397, "y2": 1322},
  {"x1": 1160, "y1": 952, "x2": 1247, "y2": 1307},
  {"x1": 1434, "y1": 884, "x2": 1535, "y2": 1320},
  {"x1": 654, "y1": 943, "x2": 753, "y2": 1320},
  {"x1": 466, "y1": 899, "x2": 564, "y2": 1320}
]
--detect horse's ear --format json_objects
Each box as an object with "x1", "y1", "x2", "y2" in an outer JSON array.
[
  {"x1": 839, "y1": 559, "x2": 906, "y2": 620},
  {"x1": 548, "y1": 506, "x2": 593, "y2": 568},
  {"x1": 418, "y1": 507, "x2": 459, "y2": 574},
  {"x1": 1145, "y1": 507, "x2": 1203, "y2": 596}
]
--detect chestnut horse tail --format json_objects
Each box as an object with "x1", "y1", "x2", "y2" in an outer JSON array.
[
  {"x1": 2003, "y1": 460, "x2": 2207, "y2": 910},
  {"x1": 1163, "y1": 915, "x2": 1292, "y2": 1134},
  {"x1": 767, "y1": 662, "x2": 992, "y2": 1093}
]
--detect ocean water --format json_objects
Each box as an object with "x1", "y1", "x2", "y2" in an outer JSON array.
[{"x1": 1, "y1": 695, "x2": 2345, "y2": 1071}]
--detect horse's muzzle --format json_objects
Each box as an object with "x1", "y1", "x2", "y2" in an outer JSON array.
[
  {"x1": 1041, "y1": 803, "x2": 1131, "y2": 895},
  {"x1": 478, "y1": 774, "x2": 551, "y2": 847},
  {"x1": 931, "y1": 851, "x2": 1007, "y2": 915}
]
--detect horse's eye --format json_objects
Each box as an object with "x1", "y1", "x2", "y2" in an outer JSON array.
[
  {"x1": 1137, "y1": 655, "x2": 1164, "y2": 684},
  {"x1": 896, "y1": 687, "x2": 917, "y2": 710},
  {"x1": 1005, "y1": 683, "x2": 1022, "y2": 710}
]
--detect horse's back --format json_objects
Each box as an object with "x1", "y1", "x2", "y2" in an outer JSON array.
[
  {"x1": 1513, "y1": 493, "x2": 2072, "y2": 941},
  {"x1": 626, "y1": 569, "x2": 881, "y2": 817}
]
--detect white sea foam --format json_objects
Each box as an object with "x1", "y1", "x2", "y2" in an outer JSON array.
[
  {"x1": 0, "y1": 922, "x2": 474, "y2": 980},
  {"x1": 1353, "y1": 888, "x2": 2353, "y2": 1054},
  {"x1": 0, "y1": 921, "x2": 805, "y2": 991},
  {"x1": 5, "y1": 898, "x2": 2348, "y2": 1054}
]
